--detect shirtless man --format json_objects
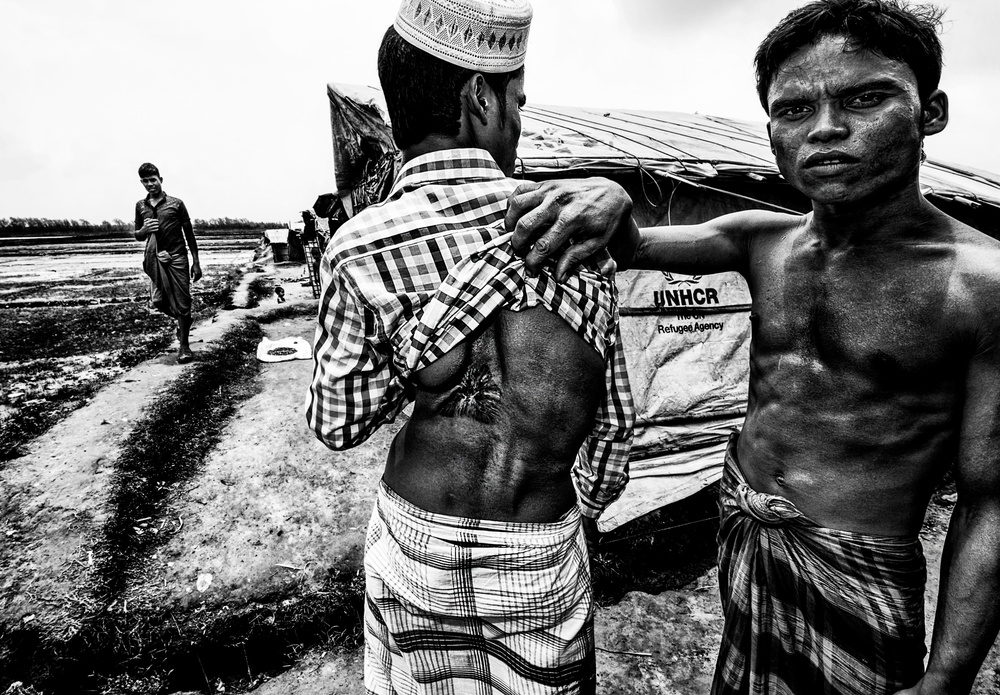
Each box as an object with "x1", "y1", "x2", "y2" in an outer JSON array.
[
  {"x1": 507, "y1": 1, "x2": 1000, "y2": 692},
  {"x1": 307, "y1": 1, "x2": 633, "y2": 692}
]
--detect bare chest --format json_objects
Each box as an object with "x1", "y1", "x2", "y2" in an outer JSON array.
[{"x1": 748, "y1": 241, "x2": 965, "y2": 383}]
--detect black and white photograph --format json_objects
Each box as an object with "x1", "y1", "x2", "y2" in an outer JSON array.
[{"x1": 3, "y1": 1, "x2": 1000, "y2": 693}]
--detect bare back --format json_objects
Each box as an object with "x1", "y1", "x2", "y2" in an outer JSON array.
[
  {"x1": 737, "y1": 211, "x2": 1000, "y2": 535},
  {"x1": 382, "y1": 306, "x2": 606, "y2": 523}
]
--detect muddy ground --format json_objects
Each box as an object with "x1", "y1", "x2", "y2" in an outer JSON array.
[{"x1": 1, "y1": 242, "x2": 999, "y2": 694}]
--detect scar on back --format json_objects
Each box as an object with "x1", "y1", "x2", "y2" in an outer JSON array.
[{"x1": 438, "y1": 362, "x2": 501, "y2": 424}]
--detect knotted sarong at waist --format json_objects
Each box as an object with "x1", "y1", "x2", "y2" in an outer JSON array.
[
  {"x1": 143, "y1": 234, "x2": 191, "y2": 318},
  {"x1": 364, "y1": 480, "x2": 595, "y2": 695},
  {"x1": 713, "y1": 433, "x2": 927, "y2": 695}
]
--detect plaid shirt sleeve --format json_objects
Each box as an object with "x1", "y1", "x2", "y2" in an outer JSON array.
[
  {"x1": 573, "y1": 321, "x2": 634, "y2": 519},
  {"x1": 307, "y1": 257, "x2": 411, "y2": 451}
]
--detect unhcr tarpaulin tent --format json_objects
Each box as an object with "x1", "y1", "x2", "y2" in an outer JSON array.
[{"x1": 326, "y1": 82, "x2": 1000, "y2": 531}]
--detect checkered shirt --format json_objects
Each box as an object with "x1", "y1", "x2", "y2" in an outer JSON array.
[{"x1": 307, "y1": 148, "x2": 633, "y2": 518}]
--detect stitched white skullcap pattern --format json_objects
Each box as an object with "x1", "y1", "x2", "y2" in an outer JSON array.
[{"x1": 394, "y1": 0, "x2": 532, "y2": 73}]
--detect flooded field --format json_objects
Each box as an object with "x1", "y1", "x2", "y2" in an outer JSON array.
[{"x1": 0, "y1": 237, "x2": 259, "y2": 461}]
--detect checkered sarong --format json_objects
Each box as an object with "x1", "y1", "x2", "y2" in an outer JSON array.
[
  {"x1": 142, "y1": 234, "x2": 191, "y2": 318},
  {"x1": 714, "y1": 434, "x2": 927, "y2": 695},
  {"x1": 364, "y1": 481, "x2": 595, "y2": 695}
]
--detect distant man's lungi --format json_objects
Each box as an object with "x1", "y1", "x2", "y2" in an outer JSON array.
[
  {"x1": 143, "y1": 235, "x2": 191, "y2": 318},
  {"x1": 364, "y1": 480, "x2": 595, "y2": 695},
  {"x1": 713, "y1": 434, "x2": 927, "y2": 695}
]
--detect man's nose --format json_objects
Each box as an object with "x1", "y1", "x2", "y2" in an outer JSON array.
[{"x1": 807, "y1": 103, "x2": 849, "y2": 143}]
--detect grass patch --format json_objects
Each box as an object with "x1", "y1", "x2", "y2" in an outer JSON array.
[
  {"x1": 244, "y1": 277, "x2": 274, "y2": 309},
  {"x1": 2, "y1": 569, "x2": 364, "y2": 695},
  {"x1": 197, "y1": 267, "x2": 242, "y2": 311},
  {"x1": 255, "y1": 301, "x2": 318, "y2": 324},
  {"x1": 0, "y1": 304, "x2": 172, "y2": 362}
]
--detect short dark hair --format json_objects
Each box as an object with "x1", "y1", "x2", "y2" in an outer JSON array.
[
  {"x1": 377, "y1": 26, "x2": 523, "y2": 150},
  {"x1": 138, "y1": 162, "x2": 160, "y2": 178},
  {"x1": 754, "y1": 0, "x2": 944, "y2": 111}
]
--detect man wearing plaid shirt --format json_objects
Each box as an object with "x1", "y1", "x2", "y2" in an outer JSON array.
[{"x1": 307, "y1": 1, "x2": 634, "y2": 693}]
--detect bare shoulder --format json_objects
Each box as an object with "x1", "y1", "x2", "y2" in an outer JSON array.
[
  {"x1": 950, "y1": 220, "x2": 1000, "y2": 338},
  {"x1": 710, "y1": 209, "x2": 807, "y2": 246}
]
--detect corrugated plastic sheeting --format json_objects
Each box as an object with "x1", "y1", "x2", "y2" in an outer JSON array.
[
  {"x1": 328, "y1": 84, "x2": 1000, "y2": 209},
  {"x1": 920, "y1": 160, "x2": 1000, "y2": 207}
]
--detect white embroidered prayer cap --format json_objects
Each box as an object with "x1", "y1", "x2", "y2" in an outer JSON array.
[{"x1": 394, "y1": 0, "x2": 532, "y2": 73}]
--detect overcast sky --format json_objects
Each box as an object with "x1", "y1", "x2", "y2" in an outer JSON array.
[{"x1": 2, "y1": 0, "x2": 997, "y2": 223}]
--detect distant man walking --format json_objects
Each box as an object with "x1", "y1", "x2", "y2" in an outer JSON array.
[{"x1": 134, "y1": 163, "x2": 201, "y2": 364}]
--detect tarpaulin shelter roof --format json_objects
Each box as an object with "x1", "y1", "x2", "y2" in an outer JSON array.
[{"x1": 328, "y1": 83, "x2": 1000, "y2": 216}]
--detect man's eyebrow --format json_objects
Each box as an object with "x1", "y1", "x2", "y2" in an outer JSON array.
[
  {"x1": 769, "y1": 95, "x2": 810, "y2": 113},
  {"x1": 835, "y1": 78, "x2": 905, "y2": 96}
]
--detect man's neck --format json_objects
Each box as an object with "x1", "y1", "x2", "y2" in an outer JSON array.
[
  {"x1": 809, "y1": 179, "x2": 943, "y2": 248},
  {"x1": 147, "y1": 191, "x2": 165, "y2": 206},
  {"x1": 400, "y1": 135, "x2": 470, "y2": 169}
]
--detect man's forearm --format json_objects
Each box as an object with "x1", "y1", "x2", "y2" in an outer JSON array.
[
  {"x1": 184, "y1": 225, "x2": 200, "y2": 261},
  {"x1": 921, "y1": 504, "x2": 1000, "y2": 693}
]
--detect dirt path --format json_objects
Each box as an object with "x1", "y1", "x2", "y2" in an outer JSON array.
[
  {"x1": 1, "y1": 261, "x2": 386, "y2": 693},
  {"x1": 2, "y1": 258, "x2": 1000, "y2": 694}
]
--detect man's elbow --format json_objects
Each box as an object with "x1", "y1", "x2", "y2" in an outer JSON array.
[
  {"x1": 312, "y1": 425, "x2": 368, "y2": 452},
  {"x1": 321, "y1": 435, "x2": 354, "y2": 452}
]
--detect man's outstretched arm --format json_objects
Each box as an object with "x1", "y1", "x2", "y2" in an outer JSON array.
[
  {"x1": 898, "y1": 320, "x2": 1000, "y2": 694},
  {"x1": 507, "y1": 177, "x2": 777, "y2": 279}
]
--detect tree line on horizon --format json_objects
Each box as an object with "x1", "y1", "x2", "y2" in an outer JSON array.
[{"x1": 0, "y1": 217, "x2": 286, "y2": 236}]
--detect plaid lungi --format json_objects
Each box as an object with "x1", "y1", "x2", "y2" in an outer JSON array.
[
  {"x1": 713, "y1": 434, "x2": 927, "y2": 695},
  {"x1": 143, "y1": 234, "x2": 191, "y2": 318},
  {"x1": 364, "y1": 480, "x2": 595, "y2": 695}
]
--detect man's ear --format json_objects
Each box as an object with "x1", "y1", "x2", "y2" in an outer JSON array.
[
  {"x1": 463, "y1": 73, "x2": 490, "y2": 127},
  {"x1": 921, "y1": 89, "x2": 948, "y2": 136},
  {"x1": 766, "y1": 122, "x2": 775, "y2": 154}
]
